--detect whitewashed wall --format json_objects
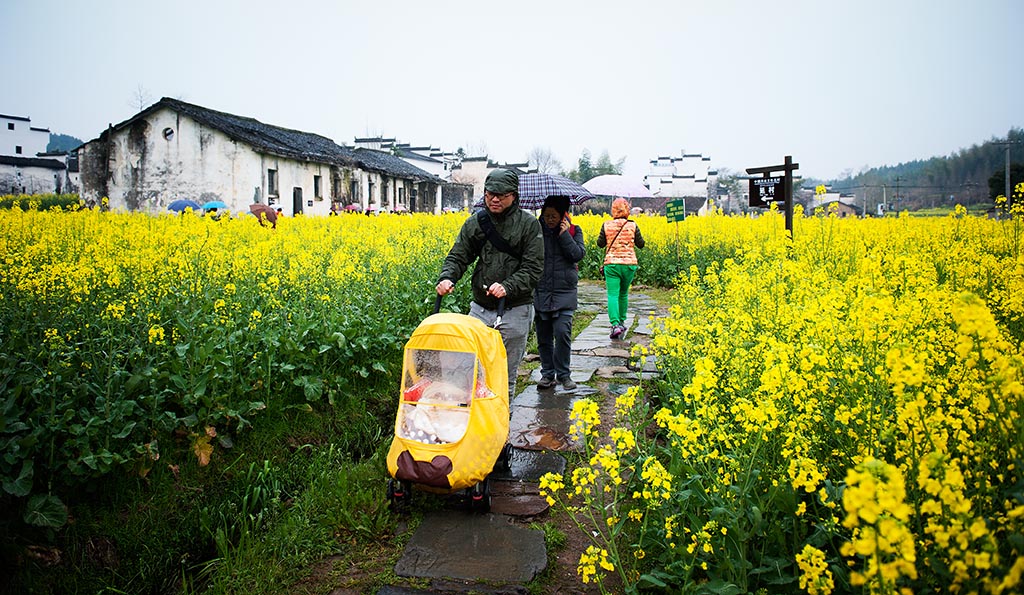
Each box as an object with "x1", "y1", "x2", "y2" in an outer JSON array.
[
  {"x1": 95, "y1": 109, "x2": 334, "y2": 216},
  {"x1": 0, "y1": 116, "x2": 49, "y2": 157},
  {"x1": 0, "y1": 162, "x2": 64, "y2": 194}
]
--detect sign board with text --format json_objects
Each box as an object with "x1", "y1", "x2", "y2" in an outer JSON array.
[
  {"x1": 665, "y1": 199, "x2": 687, "y2": 222},
  {"x1": 748, "y1": 177, "x2": 785, "y2": 208}
]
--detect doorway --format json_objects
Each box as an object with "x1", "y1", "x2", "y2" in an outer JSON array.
[{"x1": 293, "y1": 187, "x2": 303, "y2": 215}]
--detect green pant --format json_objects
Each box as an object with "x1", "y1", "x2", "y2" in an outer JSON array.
[{"x1": 604, "y1": 263, "x2": 638, "y2": 327}]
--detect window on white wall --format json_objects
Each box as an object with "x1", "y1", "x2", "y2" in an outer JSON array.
[
  {"x1": 15, "y1": 146, "x2": 22, "y2": 154},
  {"x1": 6, "y1": 123, "x2": 13, "y2": 130},
  {"x1": 314, "y1": 175, "x2": 322, "y2": 198},
  {"x1": 268, "y1": 169, "x2": 278, "y2": 197}
]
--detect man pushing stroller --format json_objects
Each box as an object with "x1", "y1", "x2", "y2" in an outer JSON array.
[{"x1": 435, "y1": 168, "x2": 544, "y2": 399}]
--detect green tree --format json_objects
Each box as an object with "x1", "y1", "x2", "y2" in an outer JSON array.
[
  {"x1": 563, "y1": 149, "x2": 624, "y2": 183},
  {"x1": 46, "y1": 133, "x2": 84, "y2": 153},
  {"x1": 988, "y1": 162, "x2": 1024, "y2": 204}
]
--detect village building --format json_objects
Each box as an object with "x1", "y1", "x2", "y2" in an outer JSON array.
[
  {"x1": 353, "y1": 136, "x2": 473, "y2": 212},
  {"x1": 450, "y1": 157, "x2": 535, "y2": 207},
  {"x1": 0, "y1": 113, "x2": 75, "y2": 195},
  {"x1": 643, "y1": 151, "x2": 716, "y2": 200},
  {"x1": 77, "y1": 98, "x2": 445, "y2": 215}
]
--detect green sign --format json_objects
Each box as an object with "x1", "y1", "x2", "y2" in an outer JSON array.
[{"x1": 665, "y1": 199, "x2": 686, "y2": 222}]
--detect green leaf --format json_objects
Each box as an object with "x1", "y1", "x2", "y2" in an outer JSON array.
[
  {"x1": 24, "y1": 494, "x2": 67, "y2": 528},
  {"x1": 703, "y1": 579, "x2": 742, "y2": 595},
  {"x1": 371, "y1": 361, "x2": 387, "y2": 373},
  {"x1": 638, "y1": 571, "x2": 670, "y2": 588},
  {"x1": 3, "y1": 459, "x2": 33, "y2": 496},
  {"x1": 112, "y1": 421, "x2": 137, "y2": 439}
]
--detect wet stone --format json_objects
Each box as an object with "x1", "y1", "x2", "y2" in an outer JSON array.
[
  {"x1": 528, "y1": 367, "x2": 595, "y2": 384},
  {"x1": 588, "y1": 346, "x2": 631, "y2": 358},
  {"x1": 508, "y1": 407, "x2": 581, "y2": 452},
  {"x1": 595, "y1": 365, "x2": 631, "y2": 379},
  {"x1": 394, "y1": 512, "x2": 546, "y2": 583},
  {"x1": 512, "y1": 385, "x2": 596, "y2": 409},
  {"x1": 489, "y1": 448, "x2": 565, "y2": 479},
  {"x1": 633, "y1": 316, "x2": 656, "y2": 336},
  {"x1": 489, "y1": 479, "x2": 551, "y2": 517}
]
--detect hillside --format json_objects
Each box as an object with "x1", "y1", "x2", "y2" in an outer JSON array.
[{"x1": 826, "y1": 127, "x2": 1023, "y2": 210}]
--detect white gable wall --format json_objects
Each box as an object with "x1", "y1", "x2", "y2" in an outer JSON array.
[{"x1": 1, "y1": 115, "x2": 49, "y2": 157}]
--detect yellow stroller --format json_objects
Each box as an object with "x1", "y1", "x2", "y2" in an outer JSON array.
[{"x1": 386, "y1": 299, "x2": 509, "y2": 512}]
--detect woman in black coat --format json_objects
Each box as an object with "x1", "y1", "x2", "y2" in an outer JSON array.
[{"x1": 534, "y1": 196, "x2": 586, "y2": 390}]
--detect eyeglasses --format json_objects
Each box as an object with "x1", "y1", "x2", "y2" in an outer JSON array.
[{"x1": 484, "y1": 191, "x2": 514, "y2": 201}]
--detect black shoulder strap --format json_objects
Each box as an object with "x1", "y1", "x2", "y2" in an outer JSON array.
[{"x1": 476, "y1": 210, "x2": 522, "y2": 260}]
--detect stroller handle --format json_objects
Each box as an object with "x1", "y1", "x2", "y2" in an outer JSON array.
[{"x1": 434, "y1": 294, "x2": 506, "y2": 327}]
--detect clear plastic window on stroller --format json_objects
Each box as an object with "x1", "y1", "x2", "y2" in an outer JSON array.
[{"x1": 397, "y1": 349, "x2": 496, "y2": 444}]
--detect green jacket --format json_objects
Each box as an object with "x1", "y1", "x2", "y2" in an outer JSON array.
[{"x1": 439, "y1": 202, "x2": 544, "y2": 310}]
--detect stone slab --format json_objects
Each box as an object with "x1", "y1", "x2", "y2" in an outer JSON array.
[
  {"x1": 394, "y1": 512, "x2": 546, "y2": 583},
  {"x1": 595, "y1": 365, "x2": 631, "y2": 379},
  {"x1": 508, "y1": 407, "x2": 581, "y2": 451},
  {"x1": 512, "y1": 385, "x2": 596, "y2": 409},
  {"x1": 488, "y1": 479, "x2": 551, "y2": 517},
  {"x1": 527, "y1": 367, "x2": 594, "y2": 384},
  {"x1": 490, "y1": 448, "x2": 566, "y2": 482},
  {"x1": 588, "y1": 346, "x2": 631, "y2": 358}
]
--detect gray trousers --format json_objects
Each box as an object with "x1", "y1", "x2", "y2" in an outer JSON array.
[{"x1": 469, "y1": 301, "x2": 534, "y2": 399}]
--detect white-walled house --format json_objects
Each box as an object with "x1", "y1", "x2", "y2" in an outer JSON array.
[
  {"x1": 644, "y1": 151, "x2": 714, "y2": 198},
  {"x1": 450, "y1": 157, "x2": 534, "y2": 202},
  {"x1": 78, "y1": 98, "x2": 443, "y2": 214},
  {"x1": 0, "y1": 155, "x2": 68, "y2": 194},
  {"x1": 0, "y1": 113, "x2": 72, "y2": 194},
  {"x1": 1, "y1": 113, "x2": 50, "y2": 157}
]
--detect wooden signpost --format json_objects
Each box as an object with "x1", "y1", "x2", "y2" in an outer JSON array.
[{"x1": 747, "y1": 155, "x2": 799, "y2": 238}]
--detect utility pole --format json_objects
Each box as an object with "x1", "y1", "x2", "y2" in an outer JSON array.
[
  {"x1": 1007, "y1": 144, "x2": 1012, "y2": 202},
  {"x1": 994, "y1": 140, "x2": 1021, "y2": 203},
  {"x1": 895, "y1": 176, "x2": 901, "y2": 213}
]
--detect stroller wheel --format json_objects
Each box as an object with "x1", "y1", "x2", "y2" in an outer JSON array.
[
  {"x1": 494, "y1": 443, "x2": 512, "y2": 472},
  {"x1": 388, "y1": 478, "x2": 413, "y2": 512},
  {"x1": 469, "y1": 479, "x2": 491, "y2": 513}
]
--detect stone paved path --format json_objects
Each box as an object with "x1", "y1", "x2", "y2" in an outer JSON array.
[{"x1": 383, "y1": 281, "x2": 663, "y2": 594}]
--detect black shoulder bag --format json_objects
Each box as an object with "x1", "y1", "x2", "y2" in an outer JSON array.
[{"x1": 475, "y1": 210, "x2": 522, "y2": 260}]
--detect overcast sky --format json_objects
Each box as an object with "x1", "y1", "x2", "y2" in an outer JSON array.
[{"x1": 3, "y1": 0, "x2": 1020, "y2": 181}]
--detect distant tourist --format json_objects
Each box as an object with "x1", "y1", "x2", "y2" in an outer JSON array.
[{"x1": 598, "y1": 197, "x2": 645, "y2": 339}]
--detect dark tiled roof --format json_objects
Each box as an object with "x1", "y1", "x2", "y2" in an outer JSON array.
[
  {"x1": 395, "y1": 147, "x2": 442, "y2": 163},
  {"x1": 353, "y1": 149, "x2": 440, "y2": 182},
  {"x1": 155, "y1": 98, "x2": 352, "y2": 164},
  {"x1": 93, "y1": 98, "x2": 440, "y2": 181},
  {"x1": 0, "y1": 155, "x2": 65, "y2": 169},
  {"x1": 0, "y1": 114, "x2": 30, "y2": 122},
  {"x1": 30, "y1": 127, "x2": 50, "y2": 133}
]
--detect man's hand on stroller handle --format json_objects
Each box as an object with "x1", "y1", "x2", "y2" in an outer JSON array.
[
  {"x1": 436, "y1": 279, "x2": 455, "y2": 295},
  {"x1": 486, "y1": 283, "x2": 507, "y2": 298}
]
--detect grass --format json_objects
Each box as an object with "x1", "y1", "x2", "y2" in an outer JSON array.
[
  {"x1": 7, "y1": 280, "x2": 665, "y2": 595},
  {"x1": 5, "y1": 386, "x2": 398, "y2": 595}
]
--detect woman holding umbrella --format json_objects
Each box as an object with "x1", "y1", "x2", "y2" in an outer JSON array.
[
  {"x1": 534, "y1": 196, "x2": 585, "y2": 391},
  {"x1": 598, "y1": 197, "x2": 645, "y2": 339}
]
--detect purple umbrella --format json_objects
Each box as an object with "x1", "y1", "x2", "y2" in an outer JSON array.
[{"x1": 475, "y1": 173, "x2": 595, "y2": 210}]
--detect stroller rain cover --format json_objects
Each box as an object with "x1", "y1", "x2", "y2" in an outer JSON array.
[{"x1": 386, "y1": 312, "x2": 509, "y2": 492}]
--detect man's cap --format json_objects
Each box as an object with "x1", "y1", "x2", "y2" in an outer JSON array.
[{"x1": 485, "y1": 169, "x2": 519, "y2": 195}]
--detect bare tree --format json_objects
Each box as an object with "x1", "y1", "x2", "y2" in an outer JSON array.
[
  {"x1": 130, "y1": 84, "x2": 154, "y2": 113},
  {"x1": 528, "y1": 147, "x2": 562, "y2": 174},
  {"x1": 462, "y1": 141, "x2": 489, "y2": 158}
]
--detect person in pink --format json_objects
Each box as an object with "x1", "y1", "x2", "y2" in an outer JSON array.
[{"x1": 597, "y1": 197, "x2": 645, "y2": 339}]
